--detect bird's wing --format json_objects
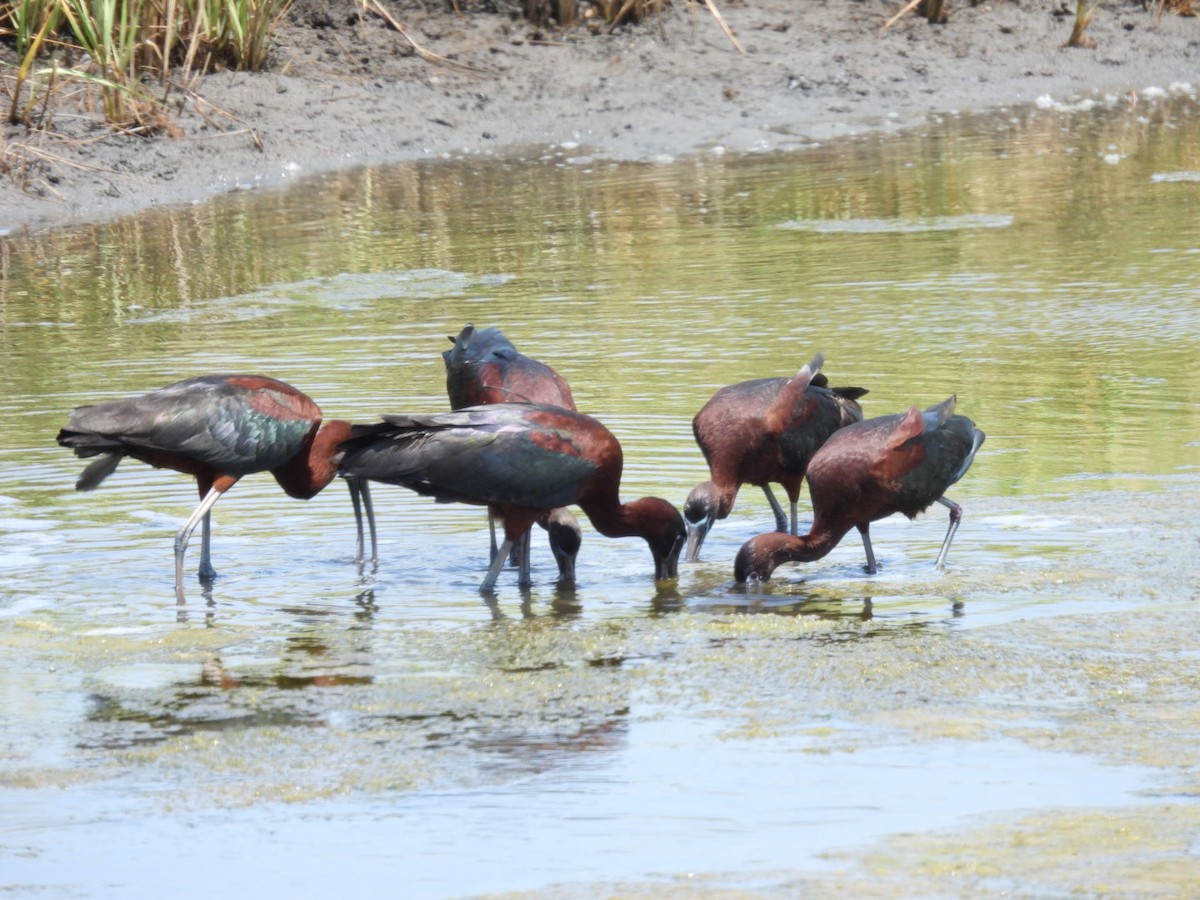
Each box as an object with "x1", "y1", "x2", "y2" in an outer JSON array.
[
  {"x1": 444, "y1": 325, "x2": 573, "y2": 409},
  {"x1": 793, "y1": 351, "x2": 825, "y2": 381},
  {"x1": 868, "y1": 405, "x2": 929, "y2": 484},
  {"x1": 343, "y1": 407, "x2": 596, "y2": 509},
  {"x1": 63, "y1": 376, "x2": 314, "y2": 474},
  {"x1": 830, "y1": 385, "x2": 869, "y2": 403},
  {"x1": 875, "y1": 397, "x2": 972, "y2": 493},
  {"x1": 947, "y1": 420, "x2": 986, "y2": 486},
  {"x1": 763, "y1": 355, "x2": 823, "y2": 434},
  {"x1": 921, "y1": 395, "x2": 957, "y2": 431}
]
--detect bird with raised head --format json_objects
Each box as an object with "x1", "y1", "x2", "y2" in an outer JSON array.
[{"x1": 734, "y1": 395, "x2": 983, "y2": 583}]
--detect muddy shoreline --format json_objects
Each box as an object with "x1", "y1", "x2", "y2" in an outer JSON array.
[{"x1": 3, "y1": 0, "x2": 1198, "y2": 234}]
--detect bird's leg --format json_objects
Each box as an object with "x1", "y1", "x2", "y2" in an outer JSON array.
[
  {"x1": 349, "y1": 478, "x2": 366, "y2": 563},
  {"x1": 175, "y1": 487, "x2": 225, "y2": 603},
  {"x1": 479, "y1": 537, "x2": 513, "y2": 593},
  {"x1": 198, "y1": 511, "x2": 216, "y2": 582},
  {"x1": 761, "y1": 485, "x2": 789, "y2": 533},
  {"x1": 361, "y1": 479, "x2": 378, "y2": 565},
  {"x1": 516, "y1": 532, "x2": 533, "y2": 588},
  {"x1": 857, "y1": 523, "x2": 878, "y2": 574},
  {"x1": 508, "y1": 530, "x2": 529, "y2": 568},
  {"x1": 934, "y1": 495, "x2": 963, "y2": 570},
  {"x1": 487, "y1": 510, "x2": 500, "y2": 562},
  {"x1": 347, "y1": 477, "x2": 379, "y2": 566}
]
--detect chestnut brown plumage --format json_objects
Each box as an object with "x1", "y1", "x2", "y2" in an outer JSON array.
[
  {"x1": 734, "y1": 396, "x2": 984, "y2": 583},
  {"x1": 684, "y1": 352, "x2": 866, "y2": 561},
  {"x1": 443, "y1": 323, "x2": 582, "y2": 583},
  {"x1": 340, "y1": 403, "x2": 685, "y2": 592}
]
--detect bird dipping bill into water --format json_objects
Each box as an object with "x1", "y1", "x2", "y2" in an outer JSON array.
[
  {"x1": 338, "y1": 403, "x2": 685, "y2": 592},
  {"x1": 57, "y1": 374, "x2": 378, "y2": 602},
  {"x1": 443, "y1": 323, "x2": 582, "y2": 583},
  {"x1": 684, "y1": 352, "x2": 867, "y2": 561},
  {"x1": 734, "y1": 395, "x2": 984, "y2": 583}
]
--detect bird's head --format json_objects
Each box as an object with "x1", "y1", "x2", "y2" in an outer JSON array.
[
  {"x1": 682, "y1": 482, "x2": 719, "y2": 562},
  {"x1": 634, "y1": 497, "x2": 686, "y2": 581},
  {"x1": 733, "y1": 532, "x2": 797, "y2": 584},
  {"x1": 543, "y1": 507, "x2": 581, "y2": 585}
]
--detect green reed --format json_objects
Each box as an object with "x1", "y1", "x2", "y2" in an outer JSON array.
[
  {"x1": 57, "y1": 0, "x2": 144, "y2": 123},
  {"x1": 2, "y1": 0, "x2": 292, "y2": 127},
  {"x1": 185, "y1": 0, "x2": 292, "y2": 72}
]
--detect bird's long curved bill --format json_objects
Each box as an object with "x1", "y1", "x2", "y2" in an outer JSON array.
[
  {"x1": 659, "y1": 534, "x2": 684, "y2": 580},
  {"x1": 684, "y1": 515, "x2": 712, "y2": 562}
]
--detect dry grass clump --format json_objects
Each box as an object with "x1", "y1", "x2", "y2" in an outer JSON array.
[
  {"x1": 523, "y1": 0, "x2": 661, "y2": 28},
  {"x1": 1063, "y1": 0, "x2": 1099, "y2": 48},
  {"x1": 1161, "y1": 0, "x2": 1196, "y2": 15},
  {"x1": 883, "y1": 0, "x2": 1195, "y2": 41},
  {"x1": 1062, "y1": 0, "x2": 1195, "y2": 49}
]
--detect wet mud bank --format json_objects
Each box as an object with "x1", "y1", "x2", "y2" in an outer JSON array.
[{"x1": 3, "y1": 0, "x2": 1199, "y2": 232}]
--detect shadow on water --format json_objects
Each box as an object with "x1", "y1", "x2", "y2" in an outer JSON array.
[
  {"x1": 83, "y1": 685, "x2": 325, "y2": 750},
  {"x1": 695, "y1": 590, "x2": 879, "y2": 622}
]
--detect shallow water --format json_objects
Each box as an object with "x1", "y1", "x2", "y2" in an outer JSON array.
[{"x1": 2, "y1": 89, "x2": 1200, "y2": 896}]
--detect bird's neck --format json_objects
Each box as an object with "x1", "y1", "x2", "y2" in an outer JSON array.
[
  {"x1": 691, "y1": 480, "x2": 737, "y2": 520},
  {"x1": 582, "y1": 494, "x2": 681, "y2": 581},
  {"x1": 786, "y1": 528, "x2": 842, "y2": 563},
  {"x1": 272, "y1": 419, "x2": 352, "y2": 499},
  {"x1": 581, "y1": 494, "x2": 646, "y2": 539},
  {"x1": 762, "y1": 526, "x2": 844, "y2": 569}
]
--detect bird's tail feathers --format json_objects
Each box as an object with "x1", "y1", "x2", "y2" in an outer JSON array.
[
  {"x1": 950, "y1": 427, "x2": 986, "y2": 484},
  {"x1": 76, "y1": 452, "x2": 123, "y2": 491}
]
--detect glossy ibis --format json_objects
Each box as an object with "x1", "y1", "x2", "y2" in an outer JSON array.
[
  {"x1": 734, "y1": 395, "x2": 984, "y2": 583},
  {"x1": 444, "y1": 323, "x2": 575, "y2": 409},
  {"x1": 57, "y1": 374, "x2": 378, "y2": 602},
  {"x1": 684, "y1": 352, "x2": 867, "y2": 561},
  {"x1": 443, "y1": 323, "x2": 582, "y2": 583},
  {"x1": 339, "y1": 403, "x2": 685, "y2": 592}
]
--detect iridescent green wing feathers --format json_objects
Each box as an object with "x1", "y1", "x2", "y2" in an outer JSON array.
[
  {"x1": 59, "y1": 376, "x2": 316, "y2": 477},
  {"x1": 340, "y1": 405, "x2": 598, "y2": 510}
]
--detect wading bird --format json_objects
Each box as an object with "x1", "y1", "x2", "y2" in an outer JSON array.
[
  {"x1": 444, "y1": 323, "x2": 575, "y2": 409},
  {"x1": 339, "y1": 403, "x2": 685, "y2": 592},
  {"x1": 57, "y1": 374, "x2": 377, "y2": 602},
  {"x1": 683, "y1": 352, "x2": 867, "y2": 561},
  {"x1": 443, "y1": 323, "x2": 582, "y2": 583},
  {"x1": 734, "y1": 395, "x2": 984, "y2": 583}
]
